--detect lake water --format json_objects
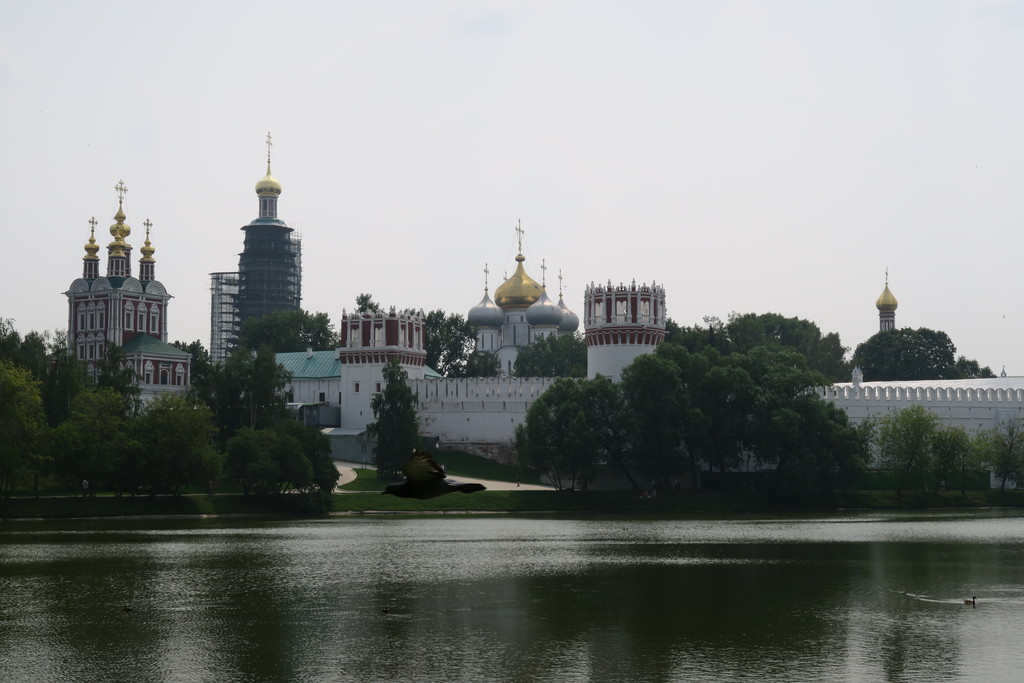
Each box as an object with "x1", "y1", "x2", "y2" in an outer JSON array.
[{"x1": 3, "y1": 510, "x2": 1024, "y2": 682}]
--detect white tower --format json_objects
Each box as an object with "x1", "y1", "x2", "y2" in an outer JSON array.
[
  {"x1": 584, "y1": 280, "x2": 666, "y2": 381},
  {"x1": 337, "y1": 307, "x2": 426, "y2": 429}
]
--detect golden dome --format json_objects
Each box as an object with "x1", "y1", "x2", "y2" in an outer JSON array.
[
  {"x1": 494, "y1": 254, "x2": 544, "y2": 309},
  {"x1": 876, "y1": 284, "x2": 898, "y2": 312},
  {"x1": 140, "y1": 226, "x2": 155, "y2": 262},
  {"x1": 255, "y1": 160, "x2": 282, "y2": 197},
  {"x1": 84, "y1": 225, "x2": 100, "y2": 260},
  {"x1": 107, "y1": 200, "x2": 131, "y2": 257}
]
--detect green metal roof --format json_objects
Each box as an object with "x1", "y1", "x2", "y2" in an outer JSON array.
[
  {"x1": 121, "y1": 334, "x2": 190, "y2": 357},
  {"x1": 276, "y1": 350, "x2": 342, "y2": 379},
  {"x1": 275, "y1": 350, "x2": 443, "y2": 380}
]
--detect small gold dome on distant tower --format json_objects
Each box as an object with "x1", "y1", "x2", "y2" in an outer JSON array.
[
  {"x1": 84, "y1": 220, "x2": 100, "y2": 260},
  {"x1": 494, "y1": 254, "x2": 544, "y2": 309},
  {"x1": 255, "y1": 161, "x2": 283, "y2": 197},
  {"x1": 876, "y1": 284, "x2": 898, "y2": 312},
  {"x1": 140, "y1": 222, "x2": 155, "y2": 262}
]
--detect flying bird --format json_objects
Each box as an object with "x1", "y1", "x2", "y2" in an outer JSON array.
[{"x1": 383, "y1": 450, "x2": 486, "y2": 499}]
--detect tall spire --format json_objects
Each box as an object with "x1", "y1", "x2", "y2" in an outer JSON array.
[
  {"x1": 255, "y1": 131, "x2": 283, "y2": 218},
  {"x1": 82, "y1": 216, "x2": 100, "y2": 279},
  {"x1": 876, "y1": 269, "x2": 898, "y2": 332},
  {"x1": 106, "y1": 180, "x2": 132, "y2": 278},
  {"x1": 139, "y1": 219, "x2": 156, "y2": 281}
]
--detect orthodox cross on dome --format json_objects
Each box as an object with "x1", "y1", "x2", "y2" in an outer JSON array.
[
  {"x1": 515, "y1": 219, "x2": 524, "y2": 253},
  {"x1": 144, "y1": 218, "x2": 152, "y2": 232},
  {"x1": 89, "y1": 216, "x2": 97, "y2": 232},
  {"x1": 483, "y1": 263, "x2": 490, "y2": 291},
  {"x1": 885, "y1": 267, "x2": 889, "y2": 286},
  {"x1": 541, "y1": 259, "x2": 547, "y2": 286},
  {"x1": 266, "y1": 131, "x2": 273, "y2": 163},
  {"x1": 558, "y1": 270, "x2": 564, "y2": 297},
  {"x1": 115, "y1": 180, "x2": 127, "y2": 203}
]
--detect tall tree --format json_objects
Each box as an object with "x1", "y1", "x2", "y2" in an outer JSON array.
[
  {"x1": 424, "y1": 310, "x2": 477, "y2": 377},
  {"x1": 237, "y1": 310, "x2": 338, "y2": 353},
  {"x1": 726, "y1": 312, "x2": 850, "y2": 381},
  {"x1": 134, "y1": 393, "x2": 220, "y2": 495},
  {"x1": 355, "y1": 293, "x2": 382, "y2": 314},
  {"x1": 206, "y1": 347, "x2": 290, "y2": 445},
  {"x1": 875, "y1": 405, "x2": 939, "y2": 495},
  {"x1": 931, "y1": 425, "x2": 975, "y2": 494},
  {"x1": 96, "y1": 344, "x2": 142, "y2": 415},
  {"x1": 513, "y1": 333, "x2": 587, "y2": 378},
  {"x1": 41, "y1": 331, "x2": 91, "y2": 427},
  {"x1": 368, "y1": 360, "x2": 419, "y2": 475},
  {"x1": 977, "y1": 418, "x2": 1024, "y2": 491},
  {"x1": 0, "y1": 360, "x2": 46, "y2": 496},
  {"x1": 516, "y1": 378, "x2": 599, "y2": 491},
  {"x1": 852, "y1": 328, "x2": 965, "y2": 381},
  {"x1": 49, "y1": 387, "x2": 134, "y2": 494},
  {"x1": 620, "y1": 354, "x2": 687, "y2": 483}
]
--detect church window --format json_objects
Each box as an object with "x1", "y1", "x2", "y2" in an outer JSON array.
[
  {"x1": 78, "y1": 343, "x2": 85, "y2": 359},
  {"x1": 639, "y1": 300, "x2": 651, "y2": 323},
  {"x1": 138, "y1": 305, "x2": 146, "y2": 332},
  {"x1": 354, "y1": 382, "x2": 360, "y2": 393},
  {"x1": 375, "y1": 383, "x2": 381, "y2": 393},
  {"x1": 593, "y1": 300, "x2": 603, "y2": 324},
  {"x1": 88, "y1": 312, "x2": 95, "y2": 329},
  {"x1": 319, "y1": 392, "x2": 326, "y2": 402},
  {"x1": 124, "y1": 303, "x2": 134, "y2": 330},
  {"x1": 374, "y1": 327, "x2": 383, "y2": 347},
  {"x1": 160, "y1": 369, "x2": 169, "y2": 385},
  {"x1": 151, "y1": 308, "x2": 159, "y2": 334},
  {"x1": 98, "y1": 311, "x2": 105, "y2": 329},
  {"x1": 176, "y1": 365, "x2": 185, "y2": 385},
  {"x1": 78, "y1": 306, "x2": 86, "y2": 330},
  {"x1": 144, "y1": 362, "x2": 154, "y2": 384}
]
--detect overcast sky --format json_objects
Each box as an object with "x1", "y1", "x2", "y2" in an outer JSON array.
[{"x1": 3, "y1": 1, "x2": 1022, "y2": 374}]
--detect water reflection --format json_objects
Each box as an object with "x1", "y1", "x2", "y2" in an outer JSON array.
[{"x1": 3, "y1": 511, "x2": 1024, "y2": 682}]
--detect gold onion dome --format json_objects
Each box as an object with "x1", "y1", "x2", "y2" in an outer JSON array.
[
  {"x1": 107, "y1": 203, "x2": 131, "y2": 256},
  {"x1": 140, "y1": 227, "x2": 155, "y2": 262},
  {"x1": 255, "y1": 161, "x2": 283, "y2": 197},
  {"x1": 876, "y1": 284, "x2": 898, "y2": 312},
  {"x1": 493, "y1": 254, "x2": 544, "y2": 309},
  {"x1": 84, "y1": 226, "x2": 100, "y2": 260}
]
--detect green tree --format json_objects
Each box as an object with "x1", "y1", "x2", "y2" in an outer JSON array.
[
  {"x1": 931, "y1": 425, "x2": 975, "y2": 494},
  {"x1": 237, "y1": 310, "x2": 339, "y2": 353},
  {"x1": 852, "y1": 328, "x2": 964, "y2": 381},
  {"x1": 96, "y1": 344, "x2": 142, "y2": 415},
  {"x1": 977, "y1": 418, "x2": 1024, "y2": 491},
  {"x1": 463, "y1": 351, "x2": 501, "y2": 377},
  {"x1": 173, "y1": 339, "x2": 214, "y2": 403},
  {"x1": 424, "y1": 310, "x2": 478, "y2": 377},
  {"x1": 206, "y1": 347, "x2": 290, "y2": 445},
  {"x1": 355, "y1": 293, "x2": 382, "y2": 314},
  {"x1": 516, "y1": 378, "x2": 598, "y2": 491},
  {"x1": 224, "y1": 427, "x2": 278, "y2": 494},
  {"x1": 579, "y1": 376, "x2": 637, "y2": 491},
  {"x1": 134, "y1": 393, "x2": 220, "y2": 494},
  {"x1": 876, "y1": 405, "x2": 939, "y2": 495},
  {"x1": 40, "y1": 332, "x2": 91, "y2": 427},
  {"x1": 0, "y1": 360, "x2": 46, "y2": 496},
  {"x1": 513, "y1": 333, "x2": 587, "y2": 378},
  {"x1": 368, "y1": 360, "x2": 419, "y2": 474},
  {"x1": 726, "y1": 312, "x2": 850, "y2": 381},
  {"x1": 620, "y1": 354, "x2": 687, "y2": 483},
  {"x1": 49, "y1": 387, "x2": 133, "y2": 494}
]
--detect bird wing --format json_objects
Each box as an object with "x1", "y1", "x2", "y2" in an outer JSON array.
[{"x1": 402, "y1": 449, "x2": 446, "y2": 483}]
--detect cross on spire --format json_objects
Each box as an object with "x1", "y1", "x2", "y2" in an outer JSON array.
[
  {"x1": 541, "y1": 258, "x2": 547, "y2": 286},
  {"x1": 115, "y1": 180, "x2": 127, "y2": 203},
  {"x1": 484, "y1": 263, "x2": 490, "y2": 291},
  {"x1": 558, "y1": 269, "x2": 564, "y2": 297},
  {"x1": 144, "y1": 218, "x2": 152, "y2": 234},
  {"x1": 88, "y1": 216, "x2": 97, "y2": 233},
  {"x1": 266, "y1": 131, "x2": 273, "y2": 162},
  {"x1": 515, "y1": 219, "x2": 524, "y2": 253}
]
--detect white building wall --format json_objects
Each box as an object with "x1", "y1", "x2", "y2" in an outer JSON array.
[
  {"x1": 587, "y1": 344, "x2": 656, "y2": 382},
  {"x1": 410, "y1": 376, "x2": 558, "y2": 444},
  {"x1": 286, "y1": 377, "x2": 343, "y2": 405},
  {"x1": 818, "y1": 380, "x2": 1024, "y2": 433}
]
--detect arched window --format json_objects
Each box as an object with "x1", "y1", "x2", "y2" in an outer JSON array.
[
  {"x1": 150, "y1": 307, "x2": 160, "y2": 336},
  {"x1": 160, "y1": 368, "x2": 169, "y2": 385},
  {"x1": 137, "y1": 304, "x2": 147, "y2": 333},
  {"x1": 175, "y1": 364, "x2": 185, "y2": 386},
  {"x1": 124, "y1": 302, "x2": 134, "y2": 330},
  {"x1": 144, "y1": 361, "x2": 154, "y2": 384}
]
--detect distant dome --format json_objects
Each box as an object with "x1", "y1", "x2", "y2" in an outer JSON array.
[
  {"x1": 526, "y1": 289, "x2": 563, "y2": 326},
  {"x1": 557, "y1": 295, "x2": 579, "y2": 333},
  {"x1": 468, "y1": 291, "x2": 503, "y2": 328},
  {"x1": 255, "y1": 162, "x2": 282, "y2": 197},
  {"x1": 876, "y1": 284, "x2": 898, "y2": 312},
  {"x1": 493, "y1": 254, "x2": 543, "y2": 309}
]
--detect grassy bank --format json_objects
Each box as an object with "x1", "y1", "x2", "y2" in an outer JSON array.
[{"x1": 5, "y1": 488, "x2": 1024, "y2": 520}]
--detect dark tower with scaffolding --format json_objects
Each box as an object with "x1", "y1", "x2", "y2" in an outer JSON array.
[{"x1": 210, "y1": 133, "x2": 301, "y2": 362}]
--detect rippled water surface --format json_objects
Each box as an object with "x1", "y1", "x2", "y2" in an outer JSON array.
[{"x1": 3, "y1": 510, "x2": 1024, "y2": 682}]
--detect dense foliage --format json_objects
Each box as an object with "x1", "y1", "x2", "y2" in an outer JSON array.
[
  {"x1": 852, "y1": 328, "x2": 994, "y2": 381},
  {"x1": 368, "y1": 360, "x2": 420, "y2": 474},
  {"x1": 513, "y1": 333, "x2": 587, "y2": 378}
]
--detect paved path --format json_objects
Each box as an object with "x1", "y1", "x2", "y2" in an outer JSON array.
[{"x1": 333, "y1": 460, "x2": 553, "y2": 492}]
